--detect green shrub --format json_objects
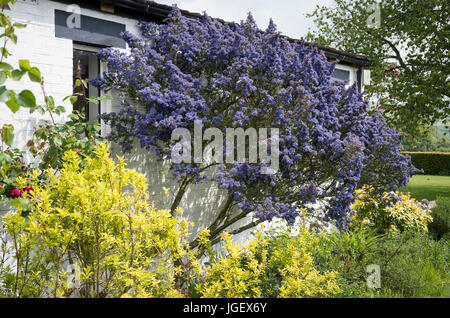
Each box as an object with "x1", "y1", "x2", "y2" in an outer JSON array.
[
  {"x1": 403, "y1": 152, "x2": 450, "y2": 176},
  {"x1": 366, "y1": 232, "x2": 450, "y2": 297},
  {"x1": 312, "y1": 227, "x2": 449, "y2": 298},
  {"x1": 429, "y1": 196, "x2": 450, "y2": 240},
  {"x1": 312, "y1": 228, "x2": 381, "y2": 297}
]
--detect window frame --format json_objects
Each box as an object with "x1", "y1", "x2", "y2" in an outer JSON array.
[
  {"x1": 332, "y1": 64, "x2": 357, "y2": 88},
  {"x1": 72, "y1": 43, "x2": 104, "y2": 124}
]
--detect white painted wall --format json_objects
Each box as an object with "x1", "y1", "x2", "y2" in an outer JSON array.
[
  {"x1": 1, "y1": 0, "x2": 361, "y2": 244},
  {"x1": 0, "y1": 0, "x2": 239, "y2": 244},
  {"x1": 2, "y1": 0, "x2": 142, "y2": 152},
  {"x1": 2, "y1": 0, "x2": 72, "y2": 153}
]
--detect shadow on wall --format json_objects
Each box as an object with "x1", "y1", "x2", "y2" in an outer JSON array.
[
  {"x1": 109, "y1": 141, "x2": 254, "y2": 245},
  {"x1": 0, "y1": 106, "x2": 68, "y2": 165},
  {"x1": 0, "y1": 137, "x2": 255, "y2": 246}
]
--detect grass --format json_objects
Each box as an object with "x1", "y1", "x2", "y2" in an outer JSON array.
[{"x1": 400, "y1": 175, "x2": 450, "y2": 201}]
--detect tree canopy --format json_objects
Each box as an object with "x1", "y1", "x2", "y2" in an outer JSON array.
[
  {"x1": 94, "y1": 8, "x2": 414, "y2": 243},
  {"x1": 306, "y1": 0, "x2": 449, "y2": 135}
]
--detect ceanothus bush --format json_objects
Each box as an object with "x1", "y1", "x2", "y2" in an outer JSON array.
[{"x1": 93, "y1": 7, "x2": 415, "y2": 237}]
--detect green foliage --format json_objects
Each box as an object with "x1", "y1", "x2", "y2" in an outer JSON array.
[
  {"x1": 26, "y1": 77, "x2": 102, "y2": 171},
  {"x1": 403, "y1": 152, "x2": 450, "y2": 176},
  {"x1": 428, "y1": 196, "x2": 450, "y2": 240},
  {"x1": 0, "y1": 1, "x2": 40, "y2": 113},
  {"x1": 0, "y1": 4, "x2": 38, "y2": 201},
  {"x1": 312, "y1": 227, "x2": 449, "y2": 298},
  {"x1": 0, "y1": 5, "x2": 102, "y2": 200},
  {"x1": 312, "y1": 227, "x2": 381, "y2": 297},
  {"x1": 351, "y1": 188, "x2": 433, "y2": 233},
  {"x1": 0, "y1": 146, "x2": 26, "y2": 199},
  {"x1": 401, "y1": 125, "x2": 450, "y2": 152},
  {"x1": 366, "y1": 232, "x2": 450, "y2": 297},
  {"x1": 195, "y1": 222, "x2": 341, "y2": 298},
  {"x1": 0, "y1": 78, "x2": 102, "y2": 201},
  {"x1": 27, "y1": 109, "x2": 100, "y2": 170},
  {"x1": 1, "y1": 123, "x2": 13, "y2": 146},
  {"x1": 0, "y1": 143, "x2": 192, "y2": 298},
  {"x1": 0, "y1": 123, "x2": 28, "y2": 202},
  {"x1": 31, "y1": 58, "x2": 109, "y2": 172},
  {"x1": 306, "y1": 0, "x2": 449, "y2": 135},
  {"x1": 315, "y1": 228, "x2": 380, "y2": 272},
  {"x1": 0, "y1": 0, "x2": 41, "y2": 202}
]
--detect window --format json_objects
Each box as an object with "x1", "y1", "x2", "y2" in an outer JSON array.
[
  {"x1": 331, "y1": 68, "x2": 350, "y2": 82},
  {"x1": 72, "y1": 46, "x2": 100, "y2": 122},
  {"x1": 72, "y1": 44, "x2": 124, "y2": 137},
  {"x1": 331, "y1": 64, "x2": 357, "y2": 88}
]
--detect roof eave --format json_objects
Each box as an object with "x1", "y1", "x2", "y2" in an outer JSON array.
[{"x1": 56, "y1": 0, "x2": 375, "y2": 67}]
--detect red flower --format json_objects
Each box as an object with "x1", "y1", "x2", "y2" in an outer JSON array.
[
  {"x1": 23, "y1": 185, "x2": 34, "y2": 194},
  {"x1": 10, "y1": 188, "x2": 22, "y2": 199},
  {"x1": 73, "y1": 148, "x2": 79, "y2": 153}
]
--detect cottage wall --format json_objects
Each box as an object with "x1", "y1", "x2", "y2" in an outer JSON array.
[{"x1": 1, "y1": 0, "x2": 360, "y2": 244}]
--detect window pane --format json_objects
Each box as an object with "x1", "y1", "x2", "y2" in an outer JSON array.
[
  {"x1": 73, "y1": 49, "x2": 99, "y2": 121},
  {"x1": 331, "y1": 68, "x2": 350, "y2": 82}
]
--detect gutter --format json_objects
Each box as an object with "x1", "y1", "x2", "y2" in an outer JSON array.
[{"x1": 56, "y1": 0, "x2": 375, "y2": 67}]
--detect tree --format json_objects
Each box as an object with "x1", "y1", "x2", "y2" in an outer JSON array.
[
  {"x1": 306, "y1": 0, "x2": 449, "y2": 136},
  {"x1": 95, "y1": 8, "x2": 415, "y2": 248},
  {"x1": 401, "y1": 125, "x2": 450, "y2": 152}
]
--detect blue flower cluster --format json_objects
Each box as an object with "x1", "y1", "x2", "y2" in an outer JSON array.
[{"x1": 94, "y1": 8, "x2": 416, "y2": 229}]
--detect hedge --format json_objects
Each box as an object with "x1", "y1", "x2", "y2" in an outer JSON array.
[{"x1": 403, "y1": 152, "x2": 450, "y2": 176}]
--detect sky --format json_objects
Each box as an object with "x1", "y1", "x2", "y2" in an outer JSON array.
[{"x1": 153, "y1": 0, "x2": 334, "y2": 40}]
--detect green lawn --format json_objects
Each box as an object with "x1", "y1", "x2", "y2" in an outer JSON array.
[{"x1": 400, "y1": 175, "x2": 450, "y2": 201}]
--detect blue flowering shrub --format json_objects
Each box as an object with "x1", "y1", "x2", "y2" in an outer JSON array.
[{"x1": 94, "y1": 7, "x2": 415, "y2": 245}]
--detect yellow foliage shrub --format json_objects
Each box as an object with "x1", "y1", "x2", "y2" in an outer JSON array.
[
  {"x1": 0, "y1": 143, "x2": 192, "y2": 298},
  {"x1": 351, "y1": 188, "x2": 433, "y2": 233},
  {"x1": 195, "y1": 224, "x2": 341, "y2": 298}
]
